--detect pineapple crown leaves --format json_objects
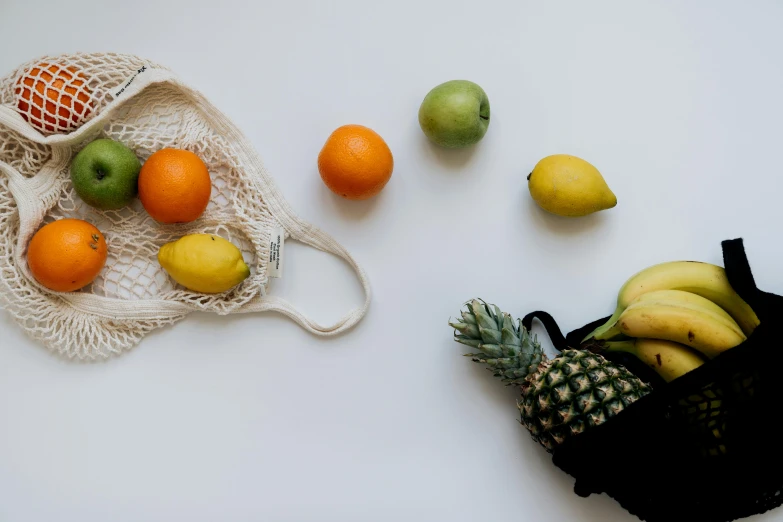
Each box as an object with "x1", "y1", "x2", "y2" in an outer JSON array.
[{"x1": 448, "y1": 299, "x2": 545, "y2": 385}]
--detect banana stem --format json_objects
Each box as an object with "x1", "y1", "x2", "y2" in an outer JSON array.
[
  {"x1": 582, "y1": 308, "x2": 624, "y2": 342},
  {"x1": 602, "y1": 340, "x2": 637, "y2": 355}
]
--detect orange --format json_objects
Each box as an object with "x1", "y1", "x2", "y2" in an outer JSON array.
[
  {"x1": 138, "y1": 148, "x2": 212, "y2": 224},
  {"x1": 14, "y1": 62, "x2": 93, "y2": 134},
  {"x1": 27, "y1": 218, "x2": 108, "y2": 292},
  {"x1": 317, "y1": 124, "x2": 394, "y2": 200}
]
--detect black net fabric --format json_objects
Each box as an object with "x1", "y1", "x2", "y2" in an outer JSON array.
[{"x1": 522, "y1": 239, "x2": 783, "y2": 522}]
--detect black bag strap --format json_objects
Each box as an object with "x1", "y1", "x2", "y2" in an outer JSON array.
[
  {"x1": 721, "y1": 239, "x2": 754, "y2": 292},
  {"x1": 521, "y1": 311, "x2": 568, "y2": 351},
  {"x1": 721, "y1": 238, "x2": 767, "y2": 319},
  {"x1": 522, "y1": 311, "x2": 611, "y2": 353}
]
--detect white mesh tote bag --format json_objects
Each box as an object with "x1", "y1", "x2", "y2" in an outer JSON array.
[{"x1": 0, "y1": 52, "x2": 371, "y2": 360}]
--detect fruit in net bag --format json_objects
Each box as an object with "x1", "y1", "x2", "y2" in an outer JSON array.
[
  {"x1": 449, "y1": 299, "x2": 651, "y2": 452},
  {"x1": 158, "y1": 234, "x2": 250, "y2": 294},
  {"x1": 600, "y1": 338, "x2": 706, "y2": 383},
  {"x1": 27, "y1": 219, "x2": 107, "y2": 292},
  {"x1": 138, "y1": 148, "x2": 212, "y2": 223},
  {"x1": 583, "y1": 261, "x2": 760, "y2": 343},
  {"x1": 70, "y1": 138, "x2": 142, "y2": 210},
  {"x1": 589, "y1": 289, "x2": 747, "y2": 358},
  {"x1": 0, "y1": 52, "x2": 375, "y2": 361},
  {"x1": 14, "y1": 62, "x2": 93, "y2": 134}
]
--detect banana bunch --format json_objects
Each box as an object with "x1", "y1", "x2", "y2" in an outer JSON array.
[{"x1": 584, "y1": 261, "x2": 759, "y2": 383}]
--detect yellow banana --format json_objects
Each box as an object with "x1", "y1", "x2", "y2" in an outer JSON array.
[
  {"x1": 617, "y1": 300, "x2": 746, "y2": 358},
  {"x1": 594, "y1": 289, "x2": 745, "y2": 341},
  {"x1": 627, "y1": 290, "x2": 744, "y2": 337},
  {"x1": 603, "y1": 338, "x2": 707, "y2": 382},
  {"x1": 584, "y1": 261, "x2": 759, "y2": 342}
]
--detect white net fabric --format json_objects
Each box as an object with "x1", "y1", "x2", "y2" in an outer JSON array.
[{"x1": 0, "y1": 52, "x2": 293, "y2": 360}]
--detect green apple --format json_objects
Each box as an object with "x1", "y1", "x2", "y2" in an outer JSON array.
[
  {"x1": 418, "y1": 80, "x2": 490, "y2": 148},
  {"x1": 70, "y1": 138, "x2": 142, "y2": 210}
]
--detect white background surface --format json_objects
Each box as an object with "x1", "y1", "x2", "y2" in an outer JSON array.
[{"x1": 2, "y1": 1, "x2": 783, "y2": 521}]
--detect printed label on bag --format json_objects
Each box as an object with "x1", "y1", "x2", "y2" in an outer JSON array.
[
  {"x1": 268, "y1": 226, "x2": 285, "y2": 278},
  {"x1": 112, "y1": 64, "x2": 151, "y2": 99}
]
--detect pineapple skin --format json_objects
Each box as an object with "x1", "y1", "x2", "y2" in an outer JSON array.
[{"x1": 519, "y1": 349, "x2": 652, "y2": 452}]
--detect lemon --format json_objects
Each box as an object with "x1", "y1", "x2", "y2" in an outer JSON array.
[
  {"x1": 528, "y1": 154, "x2": 617, "y2": 217},
  {"x1": 158, "y1": 234, "x2": 250, "y2": 293}
]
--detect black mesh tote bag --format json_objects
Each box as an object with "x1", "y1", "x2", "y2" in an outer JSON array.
[{"x1": 521, "y1": 238, "x2": 783, "y2": 522}]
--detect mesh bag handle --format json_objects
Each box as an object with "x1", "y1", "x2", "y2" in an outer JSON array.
[{"x1": 237, "y1": 226, "x2": 372, "y2": 336}]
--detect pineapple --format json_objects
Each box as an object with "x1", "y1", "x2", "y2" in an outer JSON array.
[
  {"x1": 451, "y1": 299, "x2": 544, "y2": 384},
  {"x1": 450, "y1": 299, "x2": 652, "y2": 452}
]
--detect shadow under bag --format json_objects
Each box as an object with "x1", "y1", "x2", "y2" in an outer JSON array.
[{"x1": 522, "y1": 238, "x2": 783, "y2": 522}]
